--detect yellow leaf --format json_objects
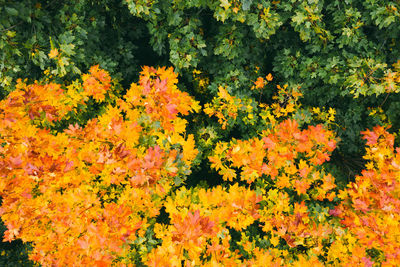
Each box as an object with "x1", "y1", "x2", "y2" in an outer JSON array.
[
  {"x1": 270, "y1": 235, "x2": 280, "y2": 246},
  {"x1": 49, "y1": 49, "x2": 59, "y2": 59},
  {"x1": 220, "y1": 0, "x2": 231, "y2": 10}
]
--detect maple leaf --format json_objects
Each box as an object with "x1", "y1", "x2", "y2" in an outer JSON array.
[
  {"x1": 220, "y1": 0, "x2": 231, "y2": 10},
  {"x1": 270, "y1": 235, "x2": 280, "y2": 247},
  {"x1": 48, "y1": 49, "x2": 59, "y2": 59},
  {"x1": 166, "y1": 103, "x2": 178, "y2": 116},
  {"x1": 266, "y1": 73, "x2": 273, "y2": 81},
  {"x1": 63, "y1": 160, "x2": 74, "y2": 172},
  {"x1": 353, "y1": 199, "x2": 370, "y2": 212},
  {"x1": 8, "y1": 156, "x2": 23, "y2": 167},
  {"x1": 254, "y1": 77, "x2": 265, "y2": 89},
  {"x1": 294, "y1": 179, "x2": 310, "y2": 195},
  {"x1": 361, "y1": 129, "x2": 379, "y2": 146},
  {"x1": 3, "y1": 223, "x2": 19, "y2": 242},
  {"x1": 276, "y1": 174, "x2": 291, "y2": 188},
  {"x1": 77, "y1": 238, "x2": 90, "y2": 250}
]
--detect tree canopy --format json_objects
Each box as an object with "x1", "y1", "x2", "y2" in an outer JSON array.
[{"x1": 1, "y1": 0, "x2": 400, "y2": 266}]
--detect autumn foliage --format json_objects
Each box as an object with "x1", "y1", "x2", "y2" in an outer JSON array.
[
  {"x1": 1, "y1": 66, "x2": 400, "y2": 266},
  {"x1": 0, "y1": 66, "x2": 199, "y2": 265}
]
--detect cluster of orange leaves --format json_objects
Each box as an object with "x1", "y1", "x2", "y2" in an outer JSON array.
[
  {"x1": 208, "y1": 114, "x2": 339, "y2": 265},
  {"x1": 253, "y1": 73, "x2": 273, "y2": 89},
  {"x1": 328, "y1": 126, "x2": 400, "y2": 266},
  {"x1": 0, "y1": 66, "x2": 199, "y2": 266},
  {"x1": 82, "y1": 65, "x2": 112, "y2": 102},
  {"x1": 0, "y1": 67, "x2": 399, "y2": 266}
]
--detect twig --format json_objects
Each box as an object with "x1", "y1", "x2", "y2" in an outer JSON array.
[
  {"x1": 0, "y1": 22, "x2": 23, "y2": 32},
  {"x1": 379, "y1": 92, "x2": 390, "y2": 107}
]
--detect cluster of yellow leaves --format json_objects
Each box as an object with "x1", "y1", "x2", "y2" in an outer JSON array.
[
  {"x1": 209, "y1": 138, "x2": 266, "y2": 183},
  {"x1": 368, "y1": 107, "x2": 391, "y2": 128},
  {"x1": 192, "y1": 69, "x2": 209, "y2": 94},
  {"x1": 0, "y1": 66, "x2": 199, "y2": 266},
  {"x1": 147, "y1": 210, "x2": 230, "y2": 266},
  {"x1": 259, "y1": 189, "x2": 335, "y2": 259},
  {"x1": 241, "y1": 243, "x2": 324, "y2": 267},
  {"x1": 7, "y1": 65, "x2": 113, "y2": 128},
  {"x1": 147, "y1": 184, "x2": 261, "y2": 266},
  {"x1": 311, "y1": 107, "x2": 336, "y2": 124},
  {"x1": 270, "y1": 84, "x2": 302, "y2": 118},
  {"x1": 256, "y1": 83, "x2": 303, "y2": 129},
  {"x1": 204, "y1": 86, "x2": 243, "y2": 129},
  {"x1": 165, "y1": 184, "x2": 261, "y2": 231},
  {"x1": 11, "y1": 80, "x2": 81, "y2": 124},
  {"x1": 204, "y1": 86, "x2": 259, "y2": 128}
]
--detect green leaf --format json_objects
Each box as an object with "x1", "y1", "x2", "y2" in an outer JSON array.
[
  {"x1": 241, "y1": 0, "x2": 252, "y2": 11},
  {"x1": 5, "y1": 7, "x2": 18, "y2": 16}
]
